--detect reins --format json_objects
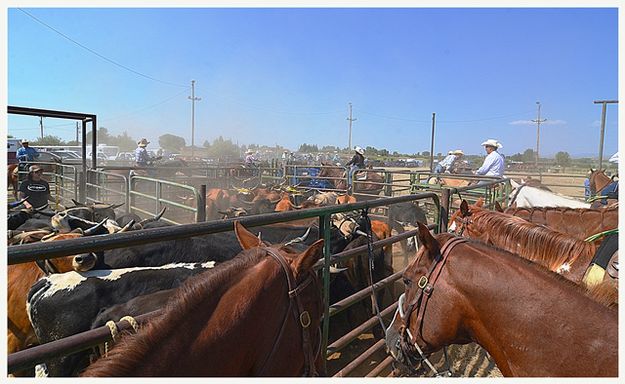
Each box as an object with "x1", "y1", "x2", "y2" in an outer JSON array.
[{"x1": 258, "y1": 247, "x2": 320, "y2": 377}]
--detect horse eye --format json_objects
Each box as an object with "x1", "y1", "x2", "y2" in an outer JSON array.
[{"x1": 402, "y1": 278, "x2": 412, "y2": 286}]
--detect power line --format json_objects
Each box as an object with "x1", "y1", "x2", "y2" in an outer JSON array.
[
  {"x1": 360, "y1": 109, "x2": 534, "y2": 123},
  {"x1": 17, "y1": 8, "x2": 188, "y2": 88}
]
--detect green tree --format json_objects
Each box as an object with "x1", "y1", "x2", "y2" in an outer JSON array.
[
  {"x1": 206, "y1": 136, "x2": 240, "y2": 159},
  {"x1": 555, "y1": 151, "x2": 571, "y2": 168},
  {"x1": 522, "y1": 148, "x2": 536, "y2": 163},
  {"x1": 112, "y1": 131, "x2": 136, "y2": 151},
  {"x1": 158, "y1": 134, "x2": 186, "y2": 153},
  {"x1": 31, "y1": 135, "x2": 66, "y2": 146},
  {"x1": 422, "y1": 151, "x2": 430, "y2": 157}
]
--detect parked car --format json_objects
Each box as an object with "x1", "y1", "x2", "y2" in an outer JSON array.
[{"x1": 116, "y1": 152, "x2": 136, "y2": 161}]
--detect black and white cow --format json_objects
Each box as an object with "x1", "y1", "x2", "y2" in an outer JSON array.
[
  {"x1": 388, "y1": 201, "x2": 428, "y2": 253},
  {"x1": 27, "y1": 262, "x2": 217, "y2": 377}
]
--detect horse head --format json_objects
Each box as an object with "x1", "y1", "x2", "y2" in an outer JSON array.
[{"x1": 386, "y1": 225, "x2": 469, "y2": 376}]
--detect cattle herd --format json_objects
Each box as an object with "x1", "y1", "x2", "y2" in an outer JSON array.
[{"x1": 6, "y1": 180, "x2": 619, "y2": 377}]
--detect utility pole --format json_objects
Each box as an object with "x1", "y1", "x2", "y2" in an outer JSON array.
[
  {"x1": 593, "y1": 99, "x2": 618, "y2": 169},
  {"x1": 531, "y1": 101, "x2": 547, "y2": 168},
  {"x1": 188, "y1": 80, "x2": 201, "y2": 158},
  {"x1": 429, "y1": 113, "x2": 436, "y2": 172},
  {"x1": 347, "y1": 102, "x2": 356, "y2": 150},
  {"x1": 76, "y1": 121, "x2": 80, "y2": 143},
  {"x1": 39, "y1": 116, "x2": 44, "y2": 139}
]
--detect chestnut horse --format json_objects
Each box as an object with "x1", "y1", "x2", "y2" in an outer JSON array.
[
  {"x1": 386, "y1": 226, "x2": 617, "y2": 377},
  {"x1": 499, "y1": 204, "x2": 618, "y2": 242},
  {"x1": 82, "y1": 221, "x2": 324, "y2": 377},
  {"x1": 588, "y1": 169, "x2": 618, "y2": 208},
  {"x1": 317, "y1": 164, "x2": 384, "y2": 197},
  {"x1": 8, "y1": 163, "x2": 19, "y2": 199},
  {"x1": 449, "y1": 200, "x2": 600, "y2": 285}
]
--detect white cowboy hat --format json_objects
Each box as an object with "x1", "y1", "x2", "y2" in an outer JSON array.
[
  {"x1": 245, "y1": 150, "x2": 253, "y2": 154},
  {"x1": 354, "y1": 146, "x2": 365, "y2": 155},
  {"x1": 481, "y1": 139, "x2": 502, "y2": 149},
  {"x1": 137, "y1": 138, "x2": 150, "y2": 147},
  {"x1": 452, "y1": 149, "x2": 464, "y2": 155},
  {"x1": 609, "y1": 152, "x2": 618, "y2": 164}
]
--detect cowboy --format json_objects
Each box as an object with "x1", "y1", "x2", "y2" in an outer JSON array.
[
  {"x1": 135, "y1": 138, "x2": 158, "y2": 167},
  {"x1": 475, "y1": 139, "x2": 505, "y2": 178},
  {"x1": 18, "y1": 165, "x2": 50, "y2": 210},
  {"x1": 244, "y1": 150, "x2": 258, "y2": 167},
  {"x1": 435, "y1": 149, "x2": 464, "y2": 174},
  {"x1": 16, "y1": 139, "x2": 40, "y2": 172},
  {"x1": 345, "y1": 146, "x2": 365, "y2": 188}
]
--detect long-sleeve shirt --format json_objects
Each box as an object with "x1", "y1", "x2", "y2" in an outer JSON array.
[
  {"x1": 135, "y1": 147, "x2": 151, "y2": 165},
  {"x1": 16, "y1": 147, "x2": 40, "y2": 162},
  {"x1": 345, "y1": 153, "x2": 365, "y2": 168},
  {"x1": 476, "y1": 151, "x2": 505, "y2": 177},
  {"x1": 438, "y1": 154, "x2": 457, "y2": 171}
]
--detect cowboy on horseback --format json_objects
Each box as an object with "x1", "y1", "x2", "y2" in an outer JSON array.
[
  {"x1": 16, "y1": 139, "x2": 40, "y2": 172},
  {"x1": 345, "y1": 146, "x2": 365, "y2": 189},
  {"x1": 435, "y1": 149, "x2": 464, "y2": 174}
]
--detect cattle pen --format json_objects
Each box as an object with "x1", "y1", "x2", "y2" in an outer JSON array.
[{"x1": 9, "y1": 165, "x2": 515, "y2": 376}]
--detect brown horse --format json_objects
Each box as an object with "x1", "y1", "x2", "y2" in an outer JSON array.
[
  {"x1": 8, "y1": 163, "x2": 19, "y2": 199},
  {"x1": 499, "y1": 204, "x2": 618, "y2": 242},
  {"x1": 449, "y1": 200, "x2": 600, "y2": 285},
  {"x1": 589, "y1": 168, "x2": 618, "y2": 208},
  {"x1": 386, "y1": 226, "x2": 617, "y2": 377},
  {"x1": 317, "y1": 163, "x2": 384, "y2": 197},
  {"x1": 81, "y1": 221, "x2": 324, "y2": 377}
]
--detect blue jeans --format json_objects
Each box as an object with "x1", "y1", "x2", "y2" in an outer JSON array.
[
  {"x1": 434, "y1": 164, "x2": 444, "y2": 174},
  {"x1": 347, "y1": 165, "x2": 361, "y2": 187}
]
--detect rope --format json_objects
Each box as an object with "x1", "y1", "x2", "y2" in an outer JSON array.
[
  {"x1": 103, "y1": 316, "x2": 140, "y2": 357},
  {"x1": 584, "y1": 228, "x2": 618, "y2": 243},
  {"x1": 360, "y1": 208, "x2": 387, "y2": 331}
]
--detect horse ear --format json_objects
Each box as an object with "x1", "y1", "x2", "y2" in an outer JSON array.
[
  {"x1": 475, "y1": 198, "x2": 484, "y2": 208},
  {"x1": 590, "y1": 168, "x2": 595, "y2": 173},
  {"x1": 234, "y1": 221, "x2": 262, "y2": 250},
  {"x1": 416, "y1": 222, "x2": 438, "y2": 258},
  {"x1": 460, "y1": 200, "x2": 470, "y2": 217},
  {"x1": 72, "y1": 199, "x2": 85, "y2": 207},
  {"x1": 494, "y1": 201, "x2": 503, "y2": 212},
  {"x1": 292, "y1": 239, "x2": 324, "y2": 275}
]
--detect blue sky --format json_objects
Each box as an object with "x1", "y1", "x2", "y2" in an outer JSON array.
[{"x1": 6, "y1": 7, "x2": 620, "y2": 157}]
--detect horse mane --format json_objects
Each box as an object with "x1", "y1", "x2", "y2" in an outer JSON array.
[
  {"x1": 436, "y1": 233, "x2": 615, "y2": 310},
  {"x1": 82, "y1": 247, "x2": 270, "y2": 376},
  {"x1": 469, "y1": 209, "x2": 596, "y2": 272}
]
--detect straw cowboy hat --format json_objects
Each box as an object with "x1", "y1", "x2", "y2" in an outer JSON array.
[
  {"x1": 28, "y1": 165, "x2": 43, "y2": 174},
  {"x1": 354, "y1": 146, "x2": 365, "y2": 155},
  {"x1": 481, "y1": 139, "x2": 503, "y2": 149},
  {"x1": 245, "y1": 149, "x2": 254, "y2": 154},
  {"x1": 451, "y1": 149, "x2": 464, "y2": 156},
  {"x1": 137, "y1": 138, "x2": 150, "y2": 147}
]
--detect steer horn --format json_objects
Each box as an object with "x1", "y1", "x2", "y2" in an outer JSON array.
[
  {"x1": 284, "y1": 227, "x2": 312, "y2": 246},
  {"x1": 138, "y1": 207, "x2": 167, "y2": 227},
  {"x1": 83, "y1": 219, "x2": 109, "y2": 236},
  {"x1": 117, "y1": 219, "x2": 135, "y2": 233},
  {"x1": 329, "y1": 265, "x2": 348, "y2": 273}
]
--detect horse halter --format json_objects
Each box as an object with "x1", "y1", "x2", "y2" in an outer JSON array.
[
  {"x1": 389, "y1": 237, "x2": 468, "y2": 376},
  {"x1": 449, "y1": 213, "x2": 472, "y2": 236},
  {"x1": 258, "y1": 247, "x2": 321, "y2": 377}
]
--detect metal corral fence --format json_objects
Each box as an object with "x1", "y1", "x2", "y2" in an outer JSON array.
[
  {"x1": 7, "y1": 193, "x2": 441, "y2": 377},
  {"x1": 129, "y1": 176, "x2": 206, "y2": 225},
  {"x1": 86, "y1": 169, "x2": 129, "y2": 212}
]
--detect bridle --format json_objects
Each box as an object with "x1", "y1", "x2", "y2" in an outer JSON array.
[
  {"x1": 387, "y1": 236, "x2": 468, "y2": 376},
  {"x1": 449, "y1": 212, "x2": 472, "y2": 236},
  {"x1": 257, "y1": 247, "x2": 322, "y2": 377}
]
